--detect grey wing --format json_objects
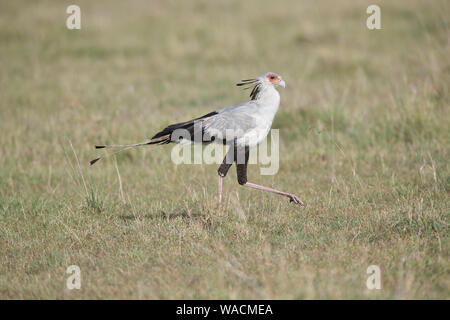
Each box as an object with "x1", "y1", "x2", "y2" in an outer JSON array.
[
  {"x1": 202, "y1": 102, "x2": 258, "y2": 142},
  {"x1": 151, "y1": 102, "x2": 257, "y2": 144}
]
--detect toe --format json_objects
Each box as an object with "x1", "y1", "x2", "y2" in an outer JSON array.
[{"x1": 289, "y1": 194, "x2": 305, "y2": 206}]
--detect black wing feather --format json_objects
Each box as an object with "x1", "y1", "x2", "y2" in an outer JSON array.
[{"x1": 151, "y1": 111, "x2": 218, "y2": 142}]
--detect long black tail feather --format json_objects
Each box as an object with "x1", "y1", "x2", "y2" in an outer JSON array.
[{"x1": 89, "y1": 134, "x2": 170, "y2": 165}]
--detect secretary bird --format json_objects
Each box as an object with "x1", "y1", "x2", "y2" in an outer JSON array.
[{"x1": 90, "y1": 72, "x2": 304, "y2": 205}]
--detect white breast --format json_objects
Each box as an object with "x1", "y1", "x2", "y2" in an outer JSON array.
[
  {"x1": 200, "y1": 84, "x2": 281, "y2": 147},
  {"x1": 236, "y1": 86, "x2": 280, "y2": 147}
]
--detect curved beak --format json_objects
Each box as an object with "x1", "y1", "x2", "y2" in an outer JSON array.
[{"x1": 278, "y1": 80, "x2": 286, "y2": 88}]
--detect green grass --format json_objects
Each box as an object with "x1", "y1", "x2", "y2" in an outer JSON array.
[{"x1": 0, "y1": 0, "x2": 448, "y2": 299}]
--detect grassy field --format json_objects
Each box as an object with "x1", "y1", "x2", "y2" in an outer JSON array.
[{"x1": 0, "y1": 0, "x2": 449, "y2": 299}]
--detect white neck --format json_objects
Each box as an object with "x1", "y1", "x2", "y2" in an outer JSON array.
[{"x1": 256, "y1": 84, "x2": 280, "y2": 109}]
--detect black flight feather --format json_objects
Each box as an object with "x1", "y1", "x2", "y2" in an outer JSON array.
[{"x1": 90, "y1": 157, "x2": 101, "y2": 165}]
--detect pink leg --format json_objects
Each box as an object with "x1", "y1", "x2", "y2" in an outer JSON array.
[
  {"x1": 243, "y1": 182, "x2": 304, "y2": 206},
  {"x1": 218, "y1": 175, "x2": 223, "y2": 203}
]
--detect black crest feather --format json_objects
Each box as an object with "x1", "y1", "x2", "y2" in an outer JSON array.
[
  {"x1": 236, "y1": 78, "x2": 261, "y2": 100},
  {"x1": 90, "y1": 157, "x2": 100, "y2": 165}
]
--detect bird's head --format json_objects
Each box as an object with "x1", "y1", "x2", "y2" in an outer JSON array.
[
  {"x1": 260, "y1": 72, "x2": 285, "y2": 88},
  {"x1": 236, "y1": 72, "x2": 285, "y2": 100}
]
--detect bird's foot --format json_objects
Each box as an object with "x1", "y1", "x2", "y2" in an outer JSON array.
[{"x1": 288, "y1": 194, "x2": 305, "y2": 206}]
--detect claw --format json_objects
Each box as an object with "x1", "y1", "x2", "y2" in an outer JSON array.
[{"x1": 288, "y1": 194, "x2": 305, "y2": 206}]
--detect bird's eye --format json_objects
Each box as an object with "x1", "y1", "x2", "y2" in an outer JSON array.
[{"x1": 270, "y1": 76, "x2": 275, "y2": 79}]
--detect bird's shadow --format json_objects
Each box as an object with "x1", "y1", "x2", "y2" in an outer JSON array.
[{"x1": 119, "y1": 210, "x2": 204, "y2": 221}]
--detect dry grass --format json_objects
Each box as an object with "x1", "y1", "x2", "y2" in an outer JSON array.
[{"x1": 0, "y1": 0, "x2": 449, "y2": 299}]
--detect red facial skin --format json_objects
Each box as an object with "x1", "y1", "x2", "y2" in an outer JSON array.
[{"x1": 266, "y1": 74, "x2": 280, "y2": 83}]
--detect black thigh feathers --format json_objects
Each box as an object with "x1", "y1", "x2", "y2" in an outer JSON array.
[{"x1": 218, "y1": 146, "x2": 250, "y2": 185}]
